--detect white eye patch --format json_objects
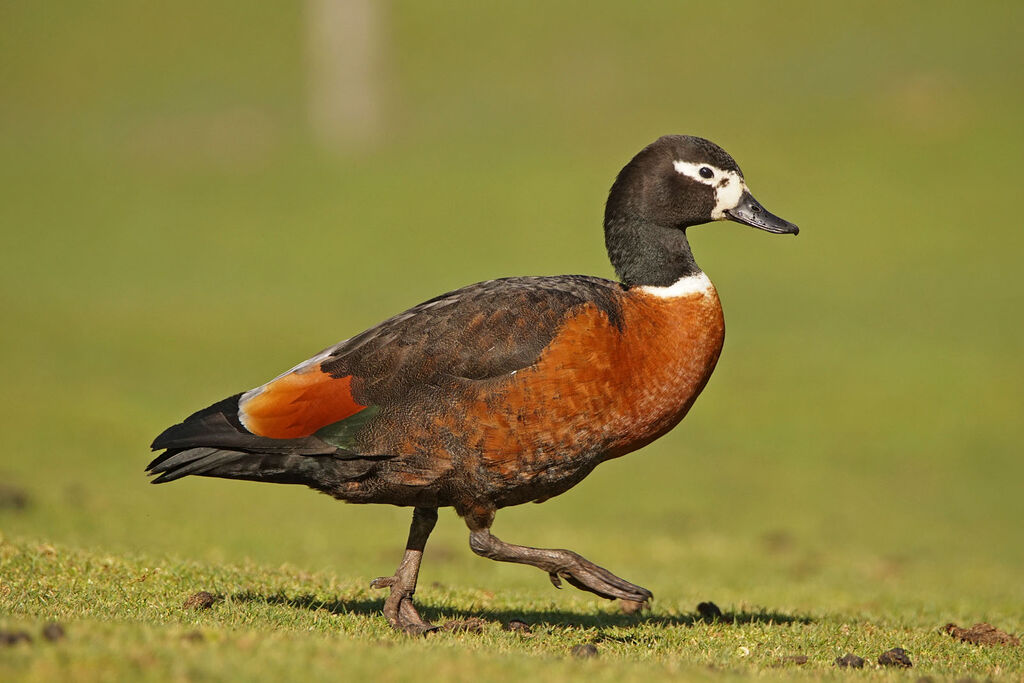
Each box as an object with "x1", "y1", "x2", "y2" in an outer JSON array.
[{"x1": 673, "y1": 160, "x2": 747, "y2": 220}]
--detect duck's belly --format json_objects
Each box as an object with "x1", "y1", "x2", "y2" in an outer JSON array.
[{"x1": 461, "y1": 285, "x2": 725, "y2": 507}]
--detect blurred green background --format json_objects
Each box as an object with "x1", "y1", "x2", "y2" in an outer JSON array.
[{"x1": 2, "y1": 0, "x2": 1022, "y2": 616}]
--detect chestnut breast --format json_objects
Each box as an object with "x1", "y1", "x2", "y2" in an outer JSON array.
[{"x1": 470, "y1": 278, "x2": 725, "y2": 478}]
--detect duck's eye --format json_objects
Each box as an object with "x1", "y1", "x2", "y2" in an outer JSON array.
[{"x1": 699, "y1": 167, "x2": 714, "y2": 179}]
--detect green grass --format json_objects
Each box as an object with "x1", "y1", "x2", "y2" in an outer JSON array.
[
  {"x1": 2, "y1": 0, "x2": 1024, "y2": 679},
  {"x1": 2, "y1": 535, "x2": 1021, "y2": 681}
]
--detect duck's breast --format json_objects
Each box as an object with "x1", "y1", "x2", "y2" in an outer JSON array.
[{"x1": 472, "y1": 275, "x2": 725, "y2": 479}]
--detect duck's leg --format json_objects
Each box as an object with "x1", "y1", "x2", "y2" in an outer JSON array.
[
  {"x1": 464, "y1": 509, "x2": 652, "y2": 605},
  {"x1": 370, "y1": 506, "x2": 438, "y2": 634}
]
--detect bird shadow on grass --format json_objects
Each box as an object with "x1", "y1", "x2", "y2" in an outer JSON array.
[{"x1": 230, "y1": 591, "x2": 812, "y2": 630}]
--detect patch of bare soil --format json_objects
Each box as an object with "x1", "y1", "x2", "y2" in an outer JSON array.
[
  {"x1": 834, "y1": 653, "x2": 865, "y2": 668},
  {"x1": 878, "y1": 647, "x2": 913, "y2": 667},
  {"x1": 944, "y1": 622, "x2": 1020, "y2": 646},
  {"x1": 182, "y1": 591, "x2": 217, "y2": 610},
  {"x1": 502, "y1": 619, "x2": 532, "y2": 634}
]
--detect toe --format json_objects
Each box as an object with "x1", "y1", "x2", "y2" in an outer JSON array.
[{"x1": 559, "y1": 560, "x2": 653, "y2": 602}]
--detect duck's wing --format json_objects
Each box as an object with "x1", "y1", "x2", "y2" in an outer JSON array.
[{"x1": 148, "y1": 276, "x2": 624, "y2": 481}]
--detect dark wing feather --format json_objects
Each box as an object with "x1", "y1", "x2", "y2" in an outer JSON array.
[{"x1": 321, "y1": 275, "x2": 624, "y2": 394}]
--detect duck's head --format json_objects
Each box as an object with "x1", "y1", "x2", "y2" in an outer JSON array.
[{"x1": 604, "y1": 135, "x2": 799, "y2": 287}]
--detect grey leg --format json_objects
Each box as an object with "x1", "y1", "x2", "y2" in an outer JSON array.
[{"x1": 370, "y1": 507, "x2": 438, "y2": 634}]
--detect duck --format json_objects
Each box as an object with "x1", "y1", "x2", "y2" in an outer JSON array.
[{"x1": 149, "y1": 135, "x2": 799, "y2": 633}]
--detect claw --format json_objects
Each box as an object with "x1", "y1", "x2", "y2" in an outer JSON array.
[{"x1": 548, "y1": 572, "x2": 563, "y2": 589}]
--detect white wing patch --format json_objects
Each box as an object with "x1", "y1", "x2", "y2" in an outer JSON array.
[{"x1": 673, "y1": 160, "x2": 747, "y2": 219}]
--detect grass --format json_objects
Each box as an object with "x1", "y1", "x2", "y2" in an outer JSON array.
[
  {"x1": 2, "y1": 0, "x2": 1024, "y2": 679},
  {"x1": 2, "y1": 535, "x2": 1021, "y2": 681}
]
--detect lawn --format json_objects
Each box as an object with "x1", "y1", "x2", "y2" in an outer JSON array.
[{"x1": 1, "y1": 1, "x2": 1023, "y2": 680}]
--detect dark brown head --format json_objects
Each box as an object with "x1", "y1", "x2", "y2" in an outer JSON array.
[{"x1": 604, "y1": 135, "x2": 799, "y2": 287}]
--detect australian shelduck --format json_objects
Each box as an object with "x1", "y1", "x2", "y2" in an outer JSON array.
[{"x1": 149, "y1": 135, "x2": 799, "y2": 633}]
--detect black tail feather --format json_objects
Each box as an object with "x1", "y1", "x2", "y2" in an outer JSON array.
[
  {"x1": 148, "y1": 393, "x2": 388, "y2": 488},
  {"x1": 148, "y1": 447, "x2": 238, "y2": 483},
  {"x1": 147, "y1": 446, "x2": 385, "y2": 486},
  {"x1": 152, "y1": 411, "x2": 338, "y2": 456}
]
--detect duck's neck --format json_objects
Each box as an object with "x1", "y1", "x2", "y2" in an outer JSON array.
[{"x1": 604, "y1": 217, "x2": 701, "y2": 287}]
